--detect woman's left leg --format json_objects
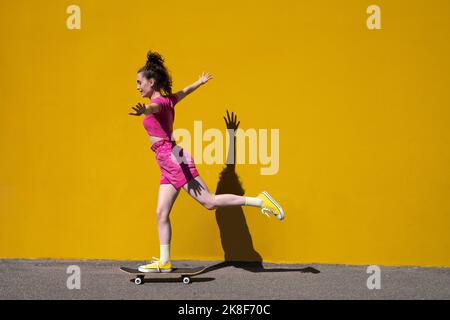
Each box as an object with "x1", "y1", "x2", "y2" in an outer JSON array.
[
  {"x1": 182, "y1": 175, "x2": 257, "y2": 210},
  {"x1": 172, "y1": 143, "x2": 284, "y2": 219},
  {"x1": 182, "y1": 175, "x2": 285, "y2": 220}
]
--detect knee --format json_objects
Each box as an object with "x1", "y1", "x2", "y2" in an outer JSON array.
[
  {"x1": 156, "y1": 208, "x2": 170, "y2": 222},
  {"x1": 202, "y1": 195, "x2": 217, "y2": 211}
]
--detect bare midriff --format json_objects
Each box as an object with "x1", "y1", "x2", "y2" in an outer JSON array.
[
  {"x1": 150, "y1": 135, "x2": 175, "y2": 147},
  {"x1": 150, "y1": 136, "x2": 164, "y2": 145}
]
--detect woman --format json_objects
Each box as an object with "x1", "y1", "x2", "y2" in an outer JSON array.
[{"x1": 129, "y1": 51, "x2": 284, "y2": 273}]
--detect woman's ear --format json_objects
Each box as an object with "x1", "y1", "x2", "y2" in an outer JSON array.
[{"x1": 149, "y1": 78, "x2": 156, "y2": 88}]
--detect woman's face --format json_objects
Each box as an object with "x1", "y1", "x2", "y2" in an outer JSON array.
[{"x1": 136, "y1": 72, "x2": 155, "y2": 98}]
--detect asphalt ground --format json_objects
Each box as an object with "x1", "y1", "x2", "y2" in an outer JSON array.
[{"x1": 1, "y1": 259, "x2": 449, "y2": 300}]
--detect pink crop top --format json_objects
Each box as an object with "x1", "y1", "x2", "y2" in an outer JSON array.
[{"x1": 142, "y1": 93, "x2": 179, "y2": 140}]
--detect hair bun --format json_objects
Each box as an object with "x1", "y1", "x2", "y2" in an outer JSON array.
[{"x1": 145, "y1": 51, "x2": 164, "y2": 68}]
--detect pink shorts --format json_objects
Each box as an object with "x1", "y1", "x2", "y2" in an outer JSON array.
[{"x1": 151, "y1": 139, "x2": 200, "y2": 189}]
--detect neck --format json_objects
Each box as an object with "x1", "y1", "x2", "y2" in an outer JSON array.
[{"x1": 150, "y1": 92, "x2": 162, "y2": 99}]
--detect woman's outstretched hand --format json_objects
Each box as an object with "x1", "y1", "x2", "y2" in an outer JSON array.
[
  {"x1": 128, "y1": 102, "x2": 146, "y2": 116},
  {"x1": 199, "y1": 72, "x2": 213, "y2": 85}
]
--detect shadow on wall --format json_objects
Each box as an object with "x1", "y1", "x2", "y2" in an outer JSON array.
[{"x1": 213, "y1": 111, "x2": 319, "y2": 274}]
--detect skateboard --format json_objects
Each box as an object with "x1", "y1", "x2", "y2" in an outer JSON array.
[{"x1": 120, "y1": 266, "x2": 207, "y2": 285}]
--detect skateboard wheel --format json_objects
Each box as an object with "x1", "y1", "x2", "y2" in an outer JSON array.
[
  {"x1": 182, "y1": 277, "x2": 191, "y2": 285},
  {"x1": 134, "y1": 277, "x2": 143, "y2": 285}
]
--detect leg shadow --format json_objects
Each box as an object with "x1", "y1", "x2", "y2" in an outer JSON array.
[{"x1": 214, "y1": 165, "x2": 264, "y2": 269}]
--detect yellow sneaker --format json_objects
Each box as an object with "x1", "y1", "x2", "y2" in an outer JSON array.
[
  {"x1": 257, "y1": 191, "x2": 285, "y2": 221},
  {"x1": 138, "y1": 257, "x2": 173, "y2": 273}
]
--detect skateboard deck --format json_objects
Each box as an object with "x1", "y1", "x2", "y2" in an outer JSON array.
[{"x1": 120, "y1": 266, "x2": 207, "y2": 285}]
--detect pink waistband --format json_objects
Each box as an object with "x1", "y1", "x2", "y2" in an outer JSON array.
[{"x1": 151, "y1": 139, "x2": 176, "y2": 152}]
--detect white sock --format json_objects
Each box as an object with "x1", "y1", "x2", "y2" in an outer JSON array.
[
  {"x1": 244, "y1": 197, "x2": 263, "y2": 207},
  {"x1": 160, "y1": 244, "x2": 170, "y2": 264}
]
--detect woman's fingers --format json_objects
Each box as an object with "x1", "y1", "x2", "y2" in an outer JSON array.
[
  {"x1": 129, "y1": 103, "x2": 145, "y2": 116},
  {"x1": 200, "y1": 72, "x2": 213, "y2": 82}
]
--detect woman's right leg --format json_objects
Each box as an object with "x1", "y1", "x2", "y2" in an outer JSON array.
[
  {"x1": 156, "y1": 183, "x2": 180, "y2": 246},
  {"x1": 139, "y1": 183, "x2": 179, "y2": 273}
]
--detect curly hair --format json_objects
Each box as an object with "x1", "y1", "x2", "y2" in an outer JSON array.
[{"x1": 138, "y1": 51, "x2": 173, "y2": 96}]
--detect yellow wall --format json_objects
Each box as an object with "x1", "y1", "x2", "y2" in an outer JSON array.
[{"x1": 1, "y1": 0, "x2": 450, "y2": 267}]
